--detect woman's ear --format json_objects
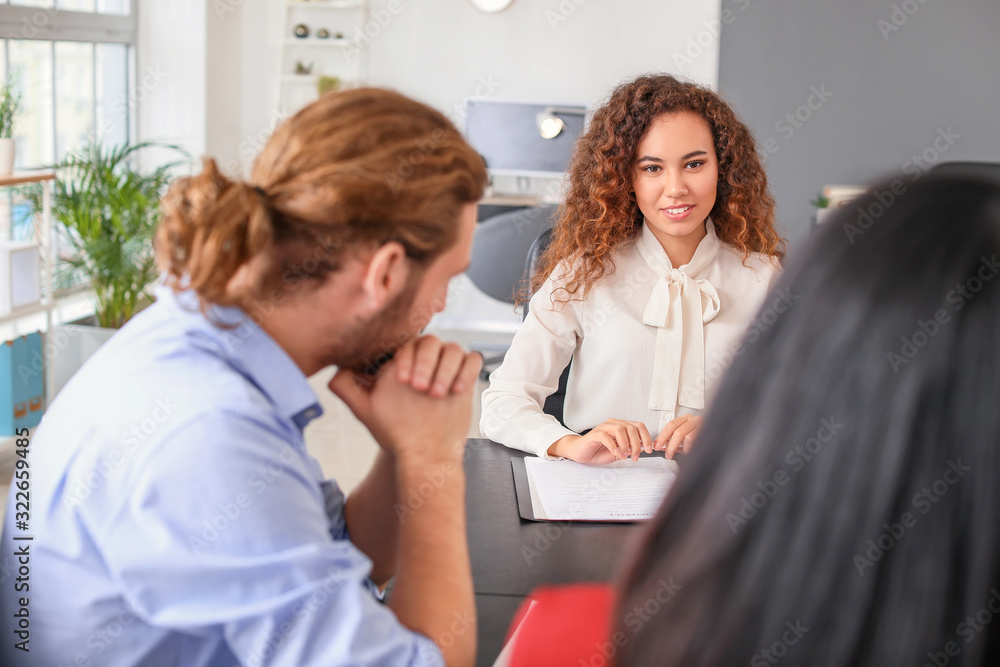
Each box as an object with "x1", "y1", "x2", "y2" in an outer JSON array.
[{"x1": 360, "y1": 241, "x2": 410, "y2": 309}]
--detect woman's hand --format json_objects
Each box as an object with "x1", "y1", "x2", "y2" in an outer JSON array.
[
  {"x1": 546, "y1": 418, "x2": 653, "y2": 464},
  {"x1": 654, "y1": 415, "x2": 703, "y2": 459}
]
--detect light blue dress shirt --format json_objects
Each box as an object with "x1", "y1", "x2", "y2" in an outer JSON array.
[{"x1": 0, "y1": 287, "x2": 444, "y2": 666}]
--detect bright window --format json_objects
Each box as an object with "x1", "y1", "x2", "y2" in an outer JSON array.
[{"x1": 0, "y1": 0, "x2": 134, "y2": 243}]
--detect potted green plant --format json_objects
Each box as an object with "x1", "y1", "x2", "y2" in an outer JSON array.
[
  {"x1": 317, "y1": 75, "x2": 341, "y2": 96},
  {"x1": 810, "y1": 192, "x2": 831, "y2": 225},
  {"x1": 0, "y1": 80, "x2": 21, "y2": 176},
  {"x1": 25, "y1": 140, "x2": 187, "y2": 328},
  {"x1": 21, "y1": 141, "x2": 186, "y2": 398}
]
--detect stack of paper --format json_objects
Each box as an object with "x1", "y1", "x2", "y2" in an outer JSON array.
[{"x1": 523, "y1": 457, "x2": 677, "y2": 521}]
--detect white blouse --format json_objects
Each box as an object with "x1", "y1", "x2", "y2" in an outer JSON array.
[{"x1": 480, "y1": 219, "x2": 780, "y2": 458}]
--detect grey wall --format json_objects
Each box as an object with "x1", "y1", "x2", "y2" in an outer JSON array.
[{"x1": 718, "y1": 0, "x2": 1000, "y2": 250}]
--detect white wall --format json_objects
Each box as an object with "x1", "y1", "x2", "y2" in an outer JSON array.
[
  {"x1": 364, "y1": 0, "x2": 720, "y2": 119},
  {"x1": 205, "y1": 0, "x2": 246, "y2": 176},
  {"x1": 136, "y1": 0, "x2": 208, "y2": 170},
  {"x1": 231, "y1": 0, "x2": 722, "y2": 176},
  {"x1": 139, "y1": 0, "x2": 723, "y2": 174}
]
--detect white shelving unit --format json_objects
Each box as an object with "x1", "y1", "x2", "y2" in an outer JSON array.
[
  {"x1": 279, "y1": 0, "x2": 369, "y2": 115},
  {"x1": 0, "y1": 172, "x2": 55, "y2": 335}
]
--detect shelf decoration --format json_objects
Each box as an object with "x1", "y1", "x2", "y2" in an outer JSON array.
[
  {"x1": 317, "y1": 75, "x2": 341, "y2": 96},
  {"x1": 294, "y1": 61, "x2": 314, "y2": 75},
  {"x1": 293, "y1": 23, "x2": 310, "y2": 38},
  {"x1": 316, "y1": 28, "x2": 330, "y2": 39}
]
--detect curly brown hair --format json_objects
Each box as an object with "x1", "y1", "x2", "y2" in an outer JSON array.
[{"x1": 528, "y1": 74, "x2": 785, "y2": 301}]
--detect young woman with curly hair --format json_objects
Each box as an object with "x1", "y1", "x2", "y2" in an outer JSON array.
[{"x1": 481, "y1": 74, "x2": 786, "y2": 464}]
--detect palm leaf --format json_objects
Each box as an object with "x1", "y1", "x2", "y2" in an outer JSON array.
[{"x1": 20, "y1": 140, "x2": 190, "y2": 328}]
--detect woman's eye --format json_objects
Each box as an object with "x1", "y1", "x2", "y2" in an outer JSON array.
[
  {"x1": 686, "y1": 161, "x2": 705, "y2": 169},
  {"x1": 642, "y1": 164, "x2": 661, "y2": 173}
]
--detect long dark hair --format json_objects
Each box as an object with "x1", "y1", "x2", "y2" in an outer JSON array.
[{"x1": 617, "y1": 172, "x2": 1000, "y2": 666}]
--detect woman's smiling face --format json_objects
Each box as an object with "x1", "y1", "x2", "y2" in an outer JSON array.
[{"x1": 632, "y1": 111, "x2": 719, "y2": 253}]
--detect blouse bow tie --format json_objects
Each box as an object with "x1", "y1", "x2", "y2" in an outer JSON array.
[{"x1": 637, "y1": 221, "x2": 722, "y2": 430}]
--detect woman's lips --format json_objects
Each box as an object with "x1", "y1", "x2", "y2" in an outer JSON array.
[{"x1": 661, "y1": 205, "x2": 693, "y2": 221}]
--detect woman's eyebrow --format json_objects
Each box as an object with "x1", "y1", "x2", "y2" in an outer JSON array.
[{"x1": 637, "y1": 150, "x2": 709, "y2": 163}]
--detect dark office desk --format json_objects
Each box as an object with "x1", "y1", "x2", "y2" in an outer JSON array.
[{"x1": 464, "y1": 438, "x2": 646, "y2": 666}]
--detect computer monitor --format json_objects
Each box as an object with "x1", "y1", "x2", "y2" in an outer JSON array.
[{"x1": 463, "y1": 99, "x2": 587, "y2": 179}]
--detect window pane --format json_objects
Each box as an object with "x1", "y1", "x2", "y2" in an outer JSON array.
[
  {"x1": 9, "y1": 1, "x2": 56, "y2": 7},
  {"x1": 97, "y1": 0, "x2": 128, "y2": 15},
  {"x1": 56, "y1": 0, "x2": 96, "y2": 11},
  {"x1": 10, "y1": 40, "x2": 54, "y2": 169},
  {"x1": 95, "y1": 42, "x2": 127, "y2": 147},
  {"x1": 55, "y1": 41, "x2": 94, "y2": 161}
]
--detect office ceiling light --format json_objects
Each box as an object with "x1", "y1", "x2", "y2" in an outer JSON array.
[
  {"x1": 536, "y1": 106, "x2": 586, "y2": 140},
  {"x1": 537, "y1": 113, "x2": 565, "y2": 139},
  {"x1": 469, "y1": 0, "x2": 514, "y2": 13}
]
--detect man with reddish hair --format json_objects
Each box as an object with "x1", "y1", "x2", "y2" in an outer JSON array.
[{"x1": 1, "y1": 88, "x2": 487, "y2": 666}]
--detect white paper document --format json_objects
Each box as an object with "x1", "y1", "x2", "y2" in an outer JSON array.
[{"x1": 523, "y1": 457, "x2": 678, "y2": 521}]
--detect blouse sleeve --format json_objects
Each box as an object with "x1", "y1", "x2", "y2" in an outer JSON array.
[{"x1": 480, "y1": 268, "x2": 582, "y2": 458}]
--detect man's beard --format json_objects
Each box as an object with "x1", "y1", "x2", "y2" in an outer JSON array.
[{"x1": 333, "y1": 277, "x2": 423, "y2": 379}]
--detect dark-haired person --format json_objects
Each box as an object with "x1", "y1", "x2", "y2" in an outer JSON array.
[
  {"x1": 505, "y1": 172, "x2": 1000, "y2": 666},
  {"x1": 0, "y1": 89, "x2": 487, "y2": 666},
  {"x1": 481, "y1": 74, "x2": 785, "y2": 464}
]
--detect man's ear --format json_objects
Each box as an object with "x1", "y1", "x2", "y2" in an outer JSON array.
[{"x1": 360, "y1": 241, "x2": 410, "y2": 310}]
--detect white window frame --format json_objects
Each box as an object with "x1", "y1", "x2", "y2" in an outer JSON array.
[{"x1": 0, "y1": 0, "x2": 137, "y2": 167}]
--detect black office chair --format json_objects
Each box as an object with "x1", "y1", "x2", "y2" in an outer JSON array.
[
  {"x1": 932, "y1": 161, "x2": 1000, "y2": 180},
  {"x1": 523, "y1": 227, "x2": 571, "y2": 426},
  {"x1": 466, "y1": 205, "x2": 558, "y2": 378}
]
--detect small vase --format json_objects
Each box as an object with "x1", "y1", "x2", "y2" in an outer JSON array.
[{"x1": 0, "y1": 138, "x2": 15, "y2": 176}]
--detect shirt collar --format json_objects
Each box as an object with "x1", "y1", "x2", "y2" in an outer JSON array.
[
  {"x1": 156, "y1": 286, "x2": 324, "y2": 431},
  {"x1": 636, "y1": 217, "x2": 721, "y2": 278}
]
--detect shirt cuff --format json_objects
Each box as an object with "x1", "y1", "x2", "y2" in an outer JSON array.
[{"x1": 525, "y1": 422, "x2": 578, "y2": 460}]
